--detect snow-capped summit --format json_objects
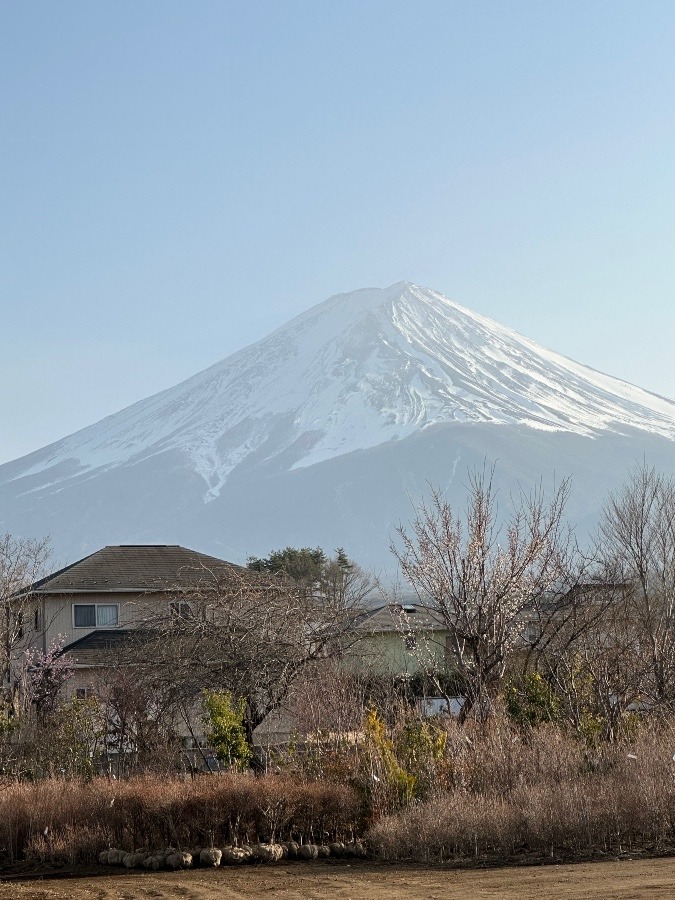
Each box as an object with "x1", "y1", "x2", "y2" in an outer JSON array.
[
  {"x1": 2, "y1": 283, "x2": 675, "y2": 569},
  {"x1": 10, "y1": 282, "x2": 675, "y2": 504}
]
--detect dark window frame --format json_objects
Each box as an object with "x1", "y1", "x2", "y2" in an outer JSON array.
[{"x1": 73, "y1": 603, "x2": 119, "y2": 628}]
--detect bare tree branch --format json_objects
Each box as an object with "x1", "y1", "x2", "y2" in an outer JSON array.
[{"x1": 391, "y1": 469, "x2": 576, "y2": 721}]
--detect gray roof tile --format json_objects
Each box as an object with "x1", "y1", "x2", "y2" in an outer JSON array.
[
  {"x1": 27, "y1": 545, "x2": 241, "y2": 594},
  {"x1": 61, "y1": 629, "x2": 143, "y2": 666}
]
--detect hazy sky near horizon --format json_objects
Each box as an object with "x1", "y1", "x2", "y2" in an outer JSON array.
[{"x1": 2, "y1": 1, "x2": 675, "y2": 464}]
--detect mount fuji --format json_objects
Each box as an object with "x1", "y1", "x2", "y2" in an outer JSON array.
[{"x1": 2, "y1": 282, "x2": 675, "y2": 571}]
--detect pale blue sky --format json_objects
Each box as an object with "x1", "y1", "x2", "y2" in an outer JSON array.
[{"x1": 2, "y1": 1, "x2": 675, "y2": 463}]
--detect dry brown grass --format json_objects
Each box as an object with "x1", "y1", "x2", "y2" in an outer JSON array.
[
  {"x1": 4, "y1": 717, "x2": 675, "y2": 868},
  {"x1": 367, "y1": 717, "x2": 675, "y2": 861},
  {"x1": 0, "y1": 774, "x2": 361, "y2": 864}
]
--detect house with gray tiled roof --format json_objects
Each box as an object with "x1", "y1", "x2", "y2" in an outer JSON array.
[{"x1": 19, "y1": 544, "x2": 241, "y2": 698}]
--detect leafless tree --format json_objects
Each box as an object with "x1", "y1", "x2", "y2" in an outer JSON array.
[
  {"x1": 123, "y1": 562, "x2": 373, "y2": 753},
  {"x1": 598, "y1": 463, "x2": 675, "y2": 712},
  {"x1": 94, "y1": 668, "x2": 182, "y2": 776},
  {"x1": 0, "y1": 533, "x2": 51, "y2": 708},
  {"x1": 391, "y1": 469, "x2": 576, "y2": 722},
  {"x1": 537, "y1": 581, "x2": 647, "y2": 740}
]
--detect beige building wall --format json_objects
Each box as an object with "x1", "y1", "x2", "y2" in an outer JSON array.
[
  {"x1": 38, "y1": 591, "x2": 174, "y2": 651},
  {"x1": 14, "y1": 591, "x2": 176, "y2": 705}
]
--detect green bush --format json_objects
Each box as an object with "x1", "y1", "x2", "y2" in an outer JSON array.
[
  {"x1": 201, "y1": 690, "x2": 252, "y2": 770},
  {"x1": 504, "y1": 673, "x2": 560, "y2": 727}
]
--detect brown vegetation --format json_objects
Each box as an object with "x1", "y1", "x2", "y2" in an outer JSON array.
[
  {"x1": 368, "y1": 714, "x2": 675, "y2": 861},
  {"x1": 4, "y1": 709, "x2": 675, "y2": 869},
  {"x1": 0, "y1": 774, "x2": 361, "y2": 865}
]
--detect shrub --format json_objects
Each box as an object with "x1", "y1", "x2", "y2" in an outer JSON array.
[
  {"x1": 0, "y1": 774, "x2": 361, "y2": 865},
  {"x1": 201, "y1": 690, "x2": 251, "y2": 770},
  {"x1": 367, "y1": 717, "x2": 675, "y2": 862},
  {"x1": 505, "y1": 673, "x2": 560, "y2": 728}
]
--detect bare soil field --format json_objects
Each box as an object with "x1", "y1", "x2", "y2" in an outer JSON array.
[{"x1": 3, "y1": 858, "x2": 675, "y2": 900}]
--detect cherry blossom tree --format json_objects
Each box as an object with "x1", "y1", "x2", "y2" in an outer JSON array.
[
  {"x1": 23, "y1": 638, "x2": 74, "y2": 717},
  {"x1": 392, "y1": 468, "x2": 575, "y2": 722}
]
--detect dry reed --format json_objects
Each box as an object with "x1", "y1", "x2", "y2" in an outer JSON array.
[
  {"x1": 0, "y1": 774, "x2": 361, "y2": 865},
  {"x1": 368, "y1": 717, "x2": 675, "y2": 861},
  {"x1": 4, "y1": 717, "x2": 675, "y2": 868}
]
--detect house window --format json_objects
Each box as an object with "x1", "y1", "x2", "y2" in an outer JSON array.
[
  {"x1": 75, "y1": 687, "x2": 96, "y2": 701},
  {"x1": 170, "y1": 601, "x2": 193, "y2": 621},
  {"x1": 404, "y1": 633, "x2": 417, "y2": 651},
  {"x1": 73, "y1": 604, "x2": 119, "y2": 628},
  {"x1": 34, "y1": 608, "x2": 41, "y2": 631}
]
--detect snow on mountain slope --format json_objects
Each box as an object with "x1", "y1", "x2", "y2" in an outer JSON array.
[{"x1": 6, "y1": 282, "x2": 675, "y2": 505}]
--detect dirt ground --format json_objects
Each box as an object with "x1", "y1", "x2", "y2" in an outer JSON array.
[{"x1": 3, "y1": 858, "x2": 675, "y2": 900}]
